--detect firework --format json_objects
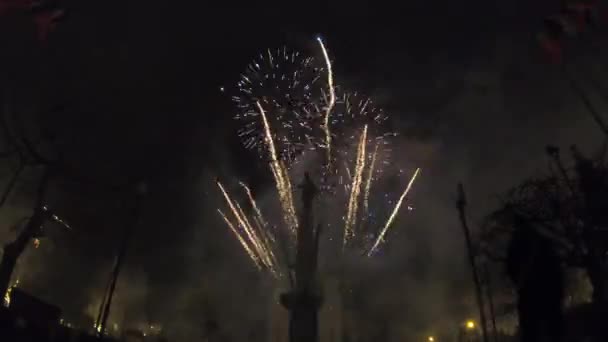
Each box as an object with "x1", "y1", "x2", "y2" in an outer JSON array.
[
  {"x1": 343, "y1": 125, "x2": 368, "y2": 246},
  {"x1": 363, "y1": 143, "x2": 379, "y2": 214},
  {"x1": 312, "y1": 88, "x2": 394, "y2": 197},
  {"x1": 218, "y1": 209, "x2": 261, "y2": 269},
  {"x1": 368, "y1": 168, "x2": 421, "y2": 256},
  {"x1": 330, "y1": 89, "x2": 392, "y2": 169},
  {"x1": 317, "y1": 36, "x2": 336, "y2": 167},
  {"x1": 240, "y1": 182, "x2": 267, "y2": 228},
  {"x1": 217, "y1": 181, "x2": 278, "y2": 275},
  {"x1": 233, "y1": 46, "x2": 325, "y2": 162},
  {"x1": 257, "y1": 101, "x2": 299, "y2": 235},
  {"x1": 218, "y1": 37, "x2": 421, "y2": 279}
]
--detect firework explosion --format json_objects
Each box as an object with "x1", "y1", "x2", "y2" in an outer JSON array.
[
  {"x1": 219, "y1": 37, "x2": 420, "y2": 279},
  {"x1": 327, "y1": 88, "x2": 394, "y2": 191},
  {"x1": 233, "y1": 46, "x2": 326, "y2": 163}
]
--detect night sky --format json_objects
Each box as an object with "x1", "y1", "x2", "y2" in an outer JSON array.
[{"x1": 1, "y1": 0, "x2": 607, "y2": 341}]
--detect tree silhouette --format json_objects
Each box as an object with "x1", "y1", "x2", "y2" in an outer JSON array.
[
  {"x1": 480, "y1": 144, "x2": 608, "y2": 306},
  {"x1": 0, "y1": 99, "x2": 70, "y2": 300}
]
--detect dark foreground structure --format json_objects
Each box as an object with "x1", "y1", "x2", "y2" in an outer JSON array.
[
  {"x1": 0, "y1": 294, "x2": 108, "y2": 342},
  {"x1": 0, "y1": 289, "x2": 166, "y2": 342},
  {"x1": 281, "y1": 173, "x2": 323, "y2": 342}
]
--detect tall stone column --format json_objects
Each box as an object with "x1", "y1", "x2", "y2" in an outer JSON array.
[{"x1": 281, "y1": 173, "x2": 323, "y2": 342}]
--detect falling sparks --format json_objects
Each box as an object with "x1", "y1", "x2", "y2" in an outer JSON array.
[
  {"x1": 368, "y1": 168, "x2": 421, "y2": 256},
  {"x1": 363, "y1": 143, "x2": 379, "y2": 214},
  {"x1": 217, "y1": 181, "x2": 278, "y2": 276},
  {"x1": 344, "y1": 125, "x2": 368, "y2": 246},
  {"x1": 257, "y1": 101, "x2": 298, "y2": 235},
  {"x1": 240, "y1": 181, "x2": 267, "y2": 228},
  {"x1": 218, "y1": 209, "x2": 261, "y2": 269},
  {"x1": 317, "y1": 36, "x2": 335, "y2": 167}
]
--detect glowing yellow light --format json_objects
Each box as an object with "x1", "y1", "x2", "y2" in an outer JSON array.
[
  {"x1": 428, "y1": 337, "x2": 435, "y2": 342},
  {"x1": 3, "y1": 279, "x2": 19, "y2": 307},
  {"x1": 466, "y1": 320, "x2": 475, "y2": 329}
]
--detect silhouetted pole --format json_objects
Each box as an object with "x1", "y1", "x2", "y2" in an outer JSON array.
[
  {"x1": 295, "y1": 173, "x2": 317, "y2": 291},
  {"x1": 281, "y1": 173, "x2": 323, "y2": 342},
  {"x1": 457, "y1": 183, "x2": 489, "y2": 342},
  {"x1": 97, "y1": 182, "x2": 147, "y2": 337},
  {"x1": 0, "y1": 169, "x2": 52, "y2": 298},
  {"x1": 482, "y1": 264, "x2": 498, "y2": 342},
  {"x1": 94, "y1": 271, "x2": 113, "y2": 332}
]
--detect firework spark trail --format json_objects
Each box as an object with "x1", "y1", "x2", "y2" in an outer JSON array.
[
  {"x1": 217, "y1": 181, "x2": 275, "y2": 272},
  {"x1": 218, "y1": 209, "x2": 261, "y2": 269},
  {"x1": 367, "y1": 167, "x2": 421, "y2": 256},
  {"x1": 256, "y1": 222, "x2": 280, "y2": 274},
  {"x1": 234, "y1": 201, "x2": 274, "y2": 269},
  {"x1": 344, "y1": 125, "x2": 368, "y2": 246},
  {"x1": 234, "y1": 202, "x2": 272, "y2": 267},
  {"x1": 239, "y1": 181, "x2": 267, "y2": 228},
  {"x1": 217, "y1": 183, "x2": 261, "y2": 252},
  {"x1": 235, "y1": 186, "x2": 280, "y2": 273},
  {"x1": 317, "y1": 37, "x2": 335, "y2": 167},
  {"x1": 256, "y1": 101, "x2": 299, "y2": 235},
  {"x1": 363, "y1": 143, "x2": 379, "y2": 214},
  {"x1": 342, "y1": 161, "x2": 352, "y2": 194},
  {"x1": 344, "y1": 162, "x2": 352, "y2": 181}
]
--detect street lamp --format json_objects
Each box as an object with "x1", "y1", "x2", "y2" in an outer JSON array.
[{"x1": 465, "y1": 320, "x2": 475, "y2": 330}]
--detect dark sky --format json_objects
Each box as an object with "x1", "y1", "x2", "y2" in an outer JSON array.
[{"x1": 1, "y1": 0, "x2": 608, "y2": 341}]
